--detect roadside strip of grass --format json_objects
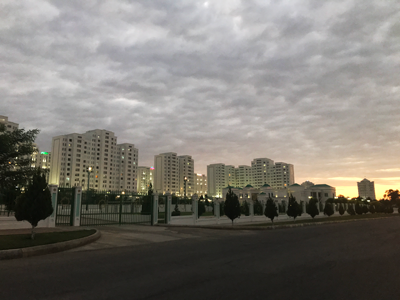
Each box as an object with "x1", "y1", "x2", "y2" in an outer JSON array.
[
  {"x1": 250, "y1": 213, "x2": 400, "y2": 227},
  {"x1": 0, "y1": 230, "x2": 96, "y2": 251}
]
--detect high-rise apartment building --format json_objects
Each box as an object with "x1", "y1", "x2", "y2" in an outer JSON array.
[
  {"x1": 178, "y1": 155, "x2": 194, "y2": 196},
  {"x1": 153, "y1": 153, "x2": 195, "y2": 196},
  {"x1": 357, "y1": 178, "x2": 376, "y2": 200},
  {"x1": 225, "y1": 165, "x2": 236, "y2": 187},
  {"x1": 272, "y1": 162, "x2": 294, "y2": 189},
  {"x1": 137, "y1": 166, "x2": 154, "y2": 194},
  {"x1": 207, "y1": 163, "x2": 226, "y2": 198},
  {"x1": 154, "y1": 152, "x2": 179, "y2": 195},
  {"x1": 195, "y1": 173, "x2": 207, "y2": 196},
  {"x1": 49, "y1": 129, "x2": 138, "y2": 192},
  {"x1": 236, "y1": 165, "x2": 252, "y2": 188},
  {"x1": 31, "y1": 147, "x2": 51, "y2": 169},
  {"x1": 0, "y1": 115, "x2": 19, "y2": 132},
  {"x1": 251, "y1": 158, "x2": 274, "y2": 188},
  {"x1": 207, "y1": 158, "x2": 295, "y2": 197}
]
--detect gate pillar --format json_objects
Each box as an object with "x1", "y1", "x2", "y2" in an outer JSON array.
[
  {"x1": 192, "y1": 194, "x2": 199, "y2": 224},
  {"x1": 152, "y1": 194, "x2": 159, "y2": 225},
  {"x1": 48, "y1": 185, "x2": 58, "y2": 227},
  {"x1": 214, "y1": 198, "x2": 220, "y2": 224},
  {"x1": 165, "y1": 191, "x2": 172, "y2": 224},
  {"x1": 73, "y1": 187, "x2": 82, "y2": 226},
  {"x1": 249, "y1": 200, "x2": 254, "y2": 221}
]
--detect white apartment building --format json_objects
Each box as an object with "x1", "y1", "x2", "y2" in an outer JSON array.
[
  {"x1": 272, "y1": 162, "x2": 295, "y2": 189},
  {"x1": 236, "y1": 165, "x2": 252, "y2": 188},
  {"x1": 116, "y1": 143, "x2": 138, "y2": 192},
  {"x1": 225, "y1": 165, "x2": 237, "y2": 187},
  {"x1": 153, "y1": 153, "x2": 195, "y2": 196},
  {"x1": 207, "y1": 163, "x2": 226, "y2": 198},
  {"x1": 251, "y1": 158, "x2": 274, "y2": 188},
  {"x1": 154, "y1": 152, "x2": 179, "y2": 195},
  {"x1": 0, "y1": 115, "x2": 19, "y2": 132},
  {"x1": 357, "y1": 178, "x2": 376, "y2": 200},
  {"x1": 178, "y1": 155, "x2": 194, "y2": 196},
  {"x1": 207, "y1": 158, "x2": 295, "y2": 197},
  {"x1": 195, "y1": 173, "x2": 207, "y2": 196},
  {"x1": 31, "y1": 147, "x2": 51, "y2": 170},
  {"x1": 137, "y1": 166, "x2": 154, "y2": 194},
  {"x1": 49, "y1": 129, "x2": 138, "y2": 192}
]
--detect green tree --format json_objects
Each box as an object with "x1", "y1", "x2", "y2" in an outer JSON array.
[
  {"x1": 241, "y1": 200, "x2": 250, "y2": 216},
  {"x1": 141, "y1": 183, "x2": 153, "y2": 215},
  {"x1": 307, "y1": 198, "x2": 319, "y2": 219},
  {"x1": 355, "y1": 202, "x2": 363, "y2": 215},
  {"x1": 254, "y1": 199, "x2": 263, "y2": 215},
  {"x1": 347, "y1": 205, "x2": 356, "y2": 216},
  {"x1": 338, "y1": 203, "x2": 345, "y2": 215},
  {"x1": 323, "y1": 202, "x2": 334, "y2": 217},
  {"x1": 264, "y1": 197, "x2": 278, "y2": 223},
  {"x1": 362, "y1": 205, "x2": 369, "y2": 214},
  {"x1": 287, "y1": 194, "x2": 301, "y2": 220},
  {"x1": 369, "y1": 203, "x2": 376, "y2": 214},
  {"x1": 0, "y1": 124, "x2": 39, "y2": 213},
  {"x1": 14, "y1": 169, "x2": 53, "y2": 239},
  {"x1": 224, "y1": 187, "x2": 240, "y2": 225},
  {"x1": 384, "y1": 189, "x2": 400, "y2": 204},
  {"x1": 198, "y1": 198, "x2": 205, "y2": 217}
]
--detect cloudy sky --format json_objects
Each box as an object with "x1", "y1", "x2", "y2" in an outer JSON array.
[{"x1": 2, "y1": 0, "x2": 399, "y2": 198}]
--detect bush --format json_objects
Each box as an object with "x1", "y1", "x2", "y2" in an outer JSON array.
[
  {"x1": 355, "y1": 203, "x2": 363, "y2": 215},
  {"x1": 198, "y1": 200, "x2": 205, "y2": 217},
  {"x1": 362, "y1": 205, "x2": 369, "y2": 214},
  {"x1": 264, "y1": 197, "x2": 278, "y2": 223},
  {"x1": 347, "y1": 205, "x2": 356, "y2": 216},
  {"x1": 323, "y1": 202, "x2": 334, "y2": 217},
  {"x1": 15, "y1": 169, "x2": 53, "y2": 240},
  {"x1": 224, "y1": 188, "x2": 240, "y2": 224},
  {"x1": 338, "y1": 203, "x2": 345, "y2": 215},
  {"x1": 307, "y1": 198, "x2": 319, "y2": 219},
  {"x1": 254, "y1": 200, "x2": 263, "y2": 215},
  {"x1": 241, "y1": 201, "x2": 250, "y2": 216}
]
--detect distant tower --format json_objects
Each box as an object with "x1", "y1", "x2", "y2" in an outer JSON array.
[{"x1": 357, "y1": 178, "x2": 376, "y2": 200}]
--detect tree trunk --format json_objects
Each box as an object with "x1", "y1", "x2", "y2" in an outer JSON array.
[{"x1": 31, "y1": 225, "x2": 35, "y2": 240}]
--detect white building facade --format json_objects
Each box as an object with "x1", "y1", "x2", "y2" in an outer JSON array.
[
  {"x1": 195, "y1": 173, "x2": 207, "y2": 196},
  {"x1": 49, "y1": 129, "x2": 138, "y2": 192},
  {"x1": 207, "y1": 158, "x2": 295, "y2": 197},
  {"x1": 137, "y1": 166, "x2": 154, "y2": 194},
  {"x1": 0, "y1": 115, "x2": 19, "y2": 132},
  {"x1": 357, "y1": 178, "x2": 376, "y2": 200}
]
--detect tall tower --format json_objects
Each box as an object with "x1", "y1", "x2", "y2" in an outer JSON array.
[{"x1": 357, "y1": 178, "x2": 376, "y2": 200}]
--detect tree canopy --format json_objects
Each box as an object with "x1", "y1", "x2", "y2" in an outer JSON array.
[
  {"x1": 307, "y1": 198, "x2": 319, "y2": 219},
  {"x1": 224, "y1": 187, "x2": 241, "y2": 225},
  {"x1": 0, "y1": 124, "x2": 39, "y2": 189},
  {"x1": 287, "y1": 194, "x2": 301, "y2": 220},
  {"x1": 264, "y1": 196, "x2": 278, "y2": 223},
  {"x1": 14, "y1": 169, "x2": 53, "y2": 239}
]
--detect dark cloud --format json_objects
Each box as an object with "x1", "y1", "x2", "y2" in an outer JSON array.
[{"x1": 1, "y1": 0, "x2": 399, "y2": 196}]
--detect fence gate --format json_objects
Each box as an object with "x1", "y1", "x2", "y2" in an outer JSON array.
[
  {"x1": 80, "y1": 191, "x2": 152, "y2": 226},
  {"x1": 55, "y1": 187, "x2": 75, "y2": 226}
]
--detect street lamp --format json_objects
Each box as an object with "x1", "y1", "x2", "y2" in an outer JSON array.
[
  {"x1": 184, "y1": 176, "x2": 188, "y2": 199},
  {"x1": 86, "y1": 166, "x2": 93, "y2": 210},
  {"x1": 184, "y1": 176, "x2": 188, "y2": 211}
]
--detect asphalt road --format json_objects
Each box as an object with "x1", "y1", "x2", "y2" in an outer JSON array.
[{"x1": 2, "y1": 217, "x2": 400, "y2": 300}]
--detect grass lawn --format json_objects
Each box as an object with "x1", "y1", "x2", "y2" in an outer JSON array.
[
  {"x1": 0, "y1": 230, "x2": 96, "y2": 251},
  {"x1": 250, "y1": 213, "x2": 400, "y2": 227}
]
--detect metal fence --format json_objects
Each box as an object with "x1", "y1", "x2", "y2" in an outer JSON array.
[
  {"x1": 55, "y1": 187, "x2": 75, "y2": 226},
  {"x1": 80, "y1": 190, "x2": 152, "y2": 226}
]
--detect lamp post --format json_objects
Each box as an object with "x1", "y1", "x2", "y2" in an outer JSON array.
[
  {"x1": 184, "y1": 176, "x2": 187, "y2": 211},
  {"x1": 86, "y1": 166, "x2": 93, "y2": 210}
]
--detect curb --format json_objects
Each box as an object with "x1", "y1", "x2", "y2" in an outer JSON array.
[
  {"x1": 0, "y1": 229, "x2": 101, "y2": 261},
  {"x1": 159, "y1": 215, "x2": 399, "y2": 231}
]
